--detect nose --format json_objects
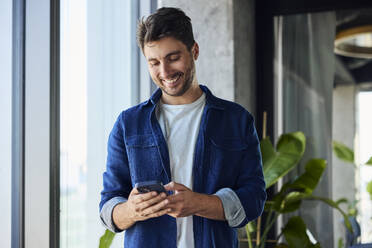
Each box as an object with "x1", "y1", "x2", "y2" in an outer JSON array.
[{"x1": 159, "y1": 63, "x2": 172, "y2": 79}]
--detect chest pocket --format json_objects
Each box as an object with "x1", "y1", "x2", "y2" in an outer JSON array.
[
  {"x1": 126, "y1": 134, "x2": 163, "y2": 183},
  {"x1": 207, "y1": 135, "x2": 248, "y2": 184}
]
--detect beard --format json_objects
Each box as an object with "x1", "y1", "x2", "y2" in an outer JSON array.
[{"x1": 159, "y1": 59, "x2": 195, "y2": 97}]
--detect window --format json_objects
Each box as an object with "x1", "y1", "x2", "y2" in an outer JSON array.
[
  {"x1": 60, "y1": 0, "x2": 154, "y2": 246},
  {"x1": 274, "y1": 12, "x2": 337, "y2": 247},
  {"x1": 357, "y1": 91, "x2": 372, "y2": 243},
  {"x1": 0, "y1": 0, "x2": 13, "y2": 247}
]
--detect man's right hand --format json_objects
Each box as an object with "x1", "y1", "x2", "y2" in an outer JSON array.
[{"x1": 112, "y1": 187, "x2": 171, "y2": 230}]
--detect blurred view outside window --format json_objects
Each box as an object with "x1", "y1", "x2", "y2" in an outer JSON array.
[
  {"x1": 357, "y1": 91, "x2": 372, "y2": 242},
  {"x1": 0, "y1": 0, "x2": 12, "y2": 247},
  {"x1": 277, "y1": 12, "x2": 336, "y2": 247},
  {"x1": 60, "y1": 0, "x2": 133, "y2": 247}
]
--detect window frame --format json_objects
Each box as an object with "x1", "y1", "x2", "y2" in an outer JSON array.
[
  {"x1": 12, "y1": 0, "x2": 26, "y2": 247},
  {"x1": 18, "y1": 1, "x2": 157, "y2": 248}
]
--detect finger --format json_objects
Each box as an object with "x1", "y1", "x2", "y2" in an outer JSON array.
[
  {"x1": 128, "y1": 188, "x2": 139, "y2": 198},
  {"x1": 163, "y1": 200, "x2": 182, "y2": 213},
  {"x1": 136, "y1": 192, "x2": 167, "y2": 211},
  {"x1": 132, "y1": 191, "x2": 158, "y2": 203},
  {"x1": 166, "y1": 208, "x2": 187, "y2": 218},
  {"x1": 130, "y1": 188, "x2": 139, "y2": 195},
  {"x1": 166, "y1": 193, "x2": 182, "y2": 203},
  {"x1": 164, "y1": 181, "x2": 187, "y2": 191},
  {"x1": 164, "y1": 201, "x2": 177, "y2": 208},
  {"x1": 167, "y1": 212, "x2": 177, "y2": 218},
  {"x1": 145, "y1": 208, "x2": 172, "y2": 219},
  {"x1": 167, "y1": 211, "x2": 184, "y2": 218},
  {"x1": 141, "y1": 198, "x2": 169, "y2": 216},
  {"x1": 164, "y1": 181, "x2": 175, "y2": 190}
]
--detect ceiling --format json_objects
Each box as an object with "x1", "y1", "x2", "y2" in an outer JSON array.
[{"x1": 335, "y1": 9, "x2": 372, "y2": 85}]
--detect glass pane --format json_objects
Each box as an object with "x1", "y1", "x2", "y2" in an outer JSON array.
[
  {"x1": 275, "y1": 12, "x2": 337, "y2": 247},
  {"x1": 0, "y1": 0, "x2": 13, "y2": 247},
  {"x1": 357, "y1": 91, "x2": 372, "y2": 243},
  {"x1": 60, "y1": 0, "x2": 133, "y2": 247}
]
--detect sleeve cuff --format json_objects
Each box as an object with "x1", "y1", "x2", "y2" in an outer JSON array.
[
  {"x1": 100, "y1": 196, "x2": 127, "y2": 233},
  {"x1": 214, "y1": 188, "x2": 246, "y2": 228}
]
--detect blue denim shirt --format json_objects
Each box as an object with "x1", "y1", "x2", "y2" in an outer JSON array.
[{"x1": 99, "y1": 85, "x2": 267, "y2": 248}]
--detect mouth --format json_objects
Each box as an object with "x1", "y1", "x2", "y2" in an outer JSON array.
[{"x1": 161, "y1": 74, "x2": 182, "y2": 88}]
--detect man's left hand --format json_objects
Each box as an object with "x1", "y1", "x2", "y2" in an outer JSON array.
[
  {"x1": 164, "y1": 181, "x2": 199, "y2": 218},
  {"x1": 164, "y1": 181, "x2": 226, "y2": 221}
]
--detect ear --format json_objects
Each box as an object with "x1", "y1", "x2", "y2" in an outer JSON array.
[{"x1": 192, "y1": 42, "x2": 199, "y2": 60}]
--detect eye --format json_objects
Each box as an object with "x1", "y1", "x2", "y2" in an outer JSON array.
[
  {"x1": 149, "y1": 61, "x2": 160, "y2": 67},
  {"x1": 168, "y1": 55, "x2": 180, "y2": 62}
]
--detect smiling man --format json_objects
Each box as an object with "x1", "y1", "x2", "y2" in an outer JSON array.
[
  {"x1": 144, "y1": 36, "x2": 198, "y2": 102},
  {"x1": 99, "y1": 7, "x2": 266, "y2": 248}
]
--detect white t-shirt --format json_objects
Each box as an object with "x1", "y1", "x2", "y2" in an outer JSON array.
[{"x1": 156, "y1": 92, "x2": 206, "y2": 248}]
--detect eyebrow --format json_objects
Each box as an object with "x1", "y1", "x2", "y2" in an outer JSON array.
[{"x1": 148, "y1": 50, "x2": 181, "y2": 62}]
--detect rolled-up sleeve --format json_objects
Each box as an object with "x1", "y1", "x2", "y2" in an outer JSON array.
[
  {"x1": 214, "y1": 188, "x2": 246, "y2": 227},
  {"x1": 100, "y1": 196, "x2": 127, "y2": 233}
]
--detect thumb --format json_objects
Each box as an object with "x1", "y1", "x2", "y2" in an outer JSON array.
[
  {"x1": 129, "y1": 187, "x2": 139, "y2": 196},
  {"x1": 164, "y1": 181, "x2": 187, "y2": 192}
]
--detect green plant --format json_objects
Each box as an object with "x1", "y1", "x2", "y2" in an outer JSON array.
[
  {"x1": 244, "y1": 132, "x2": 352, "y2": 248},
  {"x1": 99, "y1": 229, "x2": 115, "y2": 248},
  {"x1": 332, "y1": 141, "x2": 372, "y2": 248},
  {"x1": 332, "y1": 141, "x2": 372, "y2": 200}
]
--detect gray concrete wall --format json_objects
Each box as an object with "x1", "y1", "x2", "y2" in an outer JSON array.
[
  {"x1": 332, "y1": 85, "x2": 356, "y2": 247},
  {"x1": 233, "y1": 0, "x2": 256, "y2": 116},
  {"x1": 158, "y1": 0, "x2": 256, "y2": 116}
]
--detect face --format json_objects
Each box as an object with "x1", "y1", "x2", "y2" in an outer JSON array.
[{"x1": 143, "y1": 36, "x2": 198, "y2": 98}]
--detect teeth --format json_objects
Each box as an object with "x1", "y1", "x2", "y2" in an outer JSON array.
[{"x1": 163, "y1": 75, "x2": 180, "y2": 84}]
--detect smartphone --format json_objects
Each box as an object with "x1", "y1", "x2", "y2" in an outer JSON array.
[{"x1": 135, "y1": 180, "x2": 167, "y2": 195}]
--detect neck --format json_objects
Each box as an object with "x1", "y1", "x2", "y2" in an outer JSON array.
[{"x1": 161, "y1": 83, "x2": 203, "y2": 105}]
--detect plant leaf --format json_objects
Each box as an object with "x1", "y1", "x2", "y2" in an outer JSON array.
[
  {"x1": 264, "y1": 200, "x2": 275, "y2": 212},
  {"x1": 276, "y1": 132, "x2": 306, "y2": 155},
  {"x1": 290, "y1": 159, "x2": 327, "y2": 194},
  {"x1": 365, "y1": 156, "x2": 372, "y2": 166},
  {"x1": 277, "y1": 193, "x2": 353, "y2": 233},
  {"x1": 332, "y1": 141, "x2": 354, "y2": 164},
  {"x1": 280, "y1": 192, "x2": 303, "y2": 213},
  {"x1": 271, "y1": 159, "x2": 326, "y2": 213},
  {"x1": 282, "y1": 216, "x2": 320, "y2": 248},
  {"x1": 99, "y1": 229, "x2": 116, "y2": 248},
  {"x1": 263, "y1": 132, "x2": 306, "y2": 188},
  {"x1": 271, "y1": 189, "x2": 288, "y2": 212},
  {"x1": 269, "y1": 182, "x2": 300, "y2": 213},
  {"x1": 338, "y1": 238, "x2": 344, "y2": 248},
  {"x1": 245, "y1": 220, "x2": 256, "y2": 233},
  {"x1": 305, "y1": 195, "x2": 352, "y2": 232},
  {"x1": 261, "y1": 137, "x2": 276, "y2": 167},
  {"x1": 367, "y1": 180, "x2": 372, "y2": 200},
  {"x1": 275, "y1": 244, "x2": 290, "y2": 248}
]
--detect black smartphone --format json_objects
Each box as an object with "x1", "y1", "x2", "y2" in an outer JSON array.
[{"x1": 135, "y1": 180, "x2": 167, "y2": 195}]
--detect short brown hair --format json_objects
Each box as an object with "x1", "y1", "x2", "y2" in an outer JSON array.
[{"x1": 136, "y1": 7, "x2": 195, "y2": 52}]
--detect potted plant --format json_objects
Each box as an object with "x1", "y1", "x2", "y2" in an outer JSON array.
[{"x1": 243, "y1": 131, "x2": 353, "y2": 248}]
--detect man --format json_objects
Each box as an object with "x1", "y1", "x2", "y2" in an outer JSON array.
[{"x1": 100, "y1": 7, "x2": 266, "y2": 248}]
